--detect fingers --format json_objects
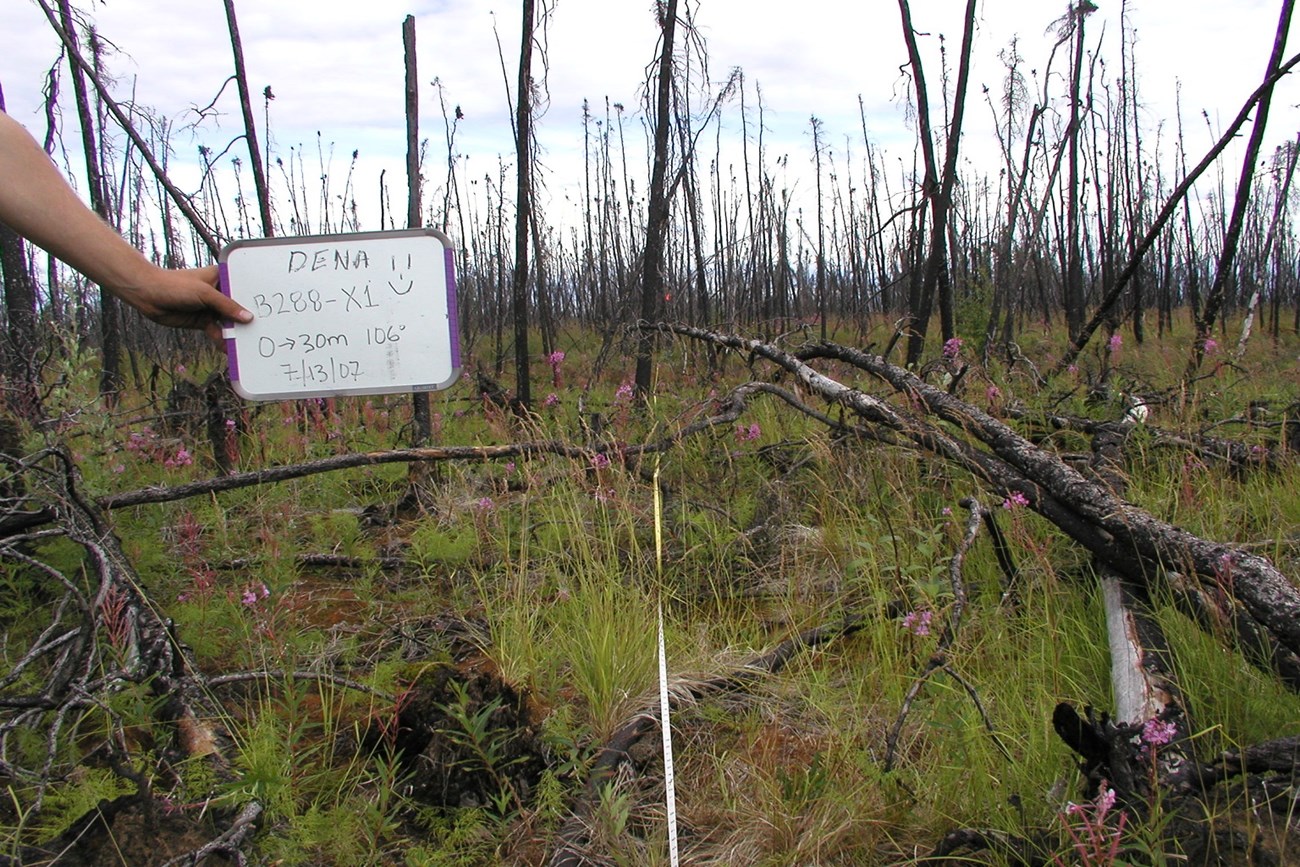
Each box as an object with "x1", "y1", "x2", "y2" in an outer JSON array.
[{"x1": 192, "y1": 264, "x2": 254, "y2": 325}]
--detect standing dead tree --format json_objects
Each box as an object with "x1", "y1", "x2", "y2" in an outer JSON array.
[
  {"x1": 511, "y1": 0, "x2": 537, "y2": 410},
  {"x1": 222, "y1": 0, "x2": 274, "y2": 239},
  {"x1": 1237, "y1": 134, "x2": 1300, "y2": 356},
  {"x1": 404, "y1": 15, "x2": 433, "y2": 446},
  {"x1": 1188, "y1": 0, "x2": 1294, "y2": 379},
  {"x1": 896, "y1": 0, "x2": 979, "y2": 367},
  {"x1": 1062, "y1": 1, "x2": 1096, "y2": 338},
  {"x1": 33, "y1": 0, "x2": 220, "y2": 257},
  {"x1": 54, "y1": 0, "x2": 124, "y2": 400},
  {"x1": 634, "y1": 0, "x2": 681, "y2": 398}
]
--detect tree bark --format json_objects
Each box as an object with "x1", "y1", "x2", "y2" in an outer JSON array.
[{"x1": 0, "y1": 222, "x2": 40, "y2": 421}]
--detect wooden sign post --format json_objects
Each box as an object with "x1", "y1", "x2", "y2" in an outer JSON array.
[{"x1": 218, "y1": 228, "x2": 460, "y2": 400}]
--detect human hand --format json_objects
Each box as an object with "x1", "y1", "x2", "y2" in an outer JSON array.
[{"x1": 113, "y1": 264, "x2": 253, "y2": 341}]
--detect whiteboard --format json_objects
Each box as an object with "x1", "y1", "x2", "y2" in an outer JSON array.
[{"x1": 218, "y1": 229, "x2": 460, "y2": 401}]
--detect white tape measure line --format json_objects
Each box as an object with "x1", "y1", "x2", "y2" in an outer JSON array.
[
  {"x1": 658, "y1": 602, "x2": 680, "y2": 866},
  {"x1": 652, "y1": 458, "x2": 680, "y2": 865}
]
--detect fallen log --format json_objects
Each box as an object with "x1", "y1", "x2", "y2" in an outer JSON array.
[
  {"x1": 1091, "y1": 422, "x2": 1191, "y2": 802},
  {"x1": 652, "y1": 325, "x2": 1300, "y2": 690},
  {"x1": 812, "y1": 339, "x2": 1300, "y2": 662}
]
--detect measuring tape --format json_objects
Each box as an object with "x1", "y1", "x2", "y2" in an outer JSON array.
[
  {"x1": 658, "y1": 604, "x2": 680, "y2": 865},
  {"x1": 653, "y1": 460, "x2": 681, "y2": 866}
]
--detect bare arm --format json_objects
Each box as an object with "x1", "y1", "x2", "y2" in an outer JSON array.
[{"x1": 0, "y1": 110, "x2": 251, "y2": 339}]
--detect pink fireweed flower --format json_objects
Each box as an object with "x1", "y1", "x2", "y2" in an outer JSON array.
[
  {"x1": 1108, "y1": 333, "x2": 1123, "y2": 353},
  {"x1": 239, "y1": 585, "x2": 269, "y2": 607},
  {"x1": 1061, "y1": 783, "x2": 1125, "y2": 866},
  {"x1": 547, "y1": 350, "x2": 566, "y2": 386},
  {"x1": 1095, "y1": 787, "x2": 1117, "y2": 820},
  {"x1": 1003, "y1": 490, "x2": 1030, "y2": 510},
  {"x1": 590, "y1": 452, "x2": 611, "y2": 471},
  {"x1": 614, "y1": 382, "x2": 635, "y2": 402},
  {"x1": 942, "y1": 337, "x2": 963, "y2": 359},
  {"x1": 1202, "y1": 338, "x2": 1219, "y2": 355},
  {"x1": 126, "y1": 431, "x2": 148, "y2": 452},
  {"x1": 735, "y1": 422, "x2": 761, "y2": 443},
  {"x1": 902, "y1": 609, "x2": 933, "y2": 636},
  {"x1": 1141, "y1": 717, "x2": 1177, "y2": 748},
  {"x1": 164, "y1": 448, "x2": 193, "y2": 469},
  {"x1": 476, "y1": 496, "x2": 495, "y2": 512},
  {"x1": 544, "y1": 392, "x2": 560, "y2": 407}
]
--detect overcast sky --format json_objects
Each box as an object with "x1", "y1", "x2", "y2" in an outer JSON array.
[{"x1": 2, "y1": 0, "x2": 1297, "y2": 242}]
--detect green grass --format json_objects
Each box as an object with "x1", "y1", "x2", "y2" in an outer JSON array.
[{"x1": 3, "y1": 318, "x2": 1300, "y2": 864}]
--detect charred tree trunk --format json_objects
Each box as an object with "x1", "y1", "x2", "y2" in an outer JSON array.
[
  {"x1": 55, "y1": 2, "x2": 122, "y2": 401},
  {"x1": 634, "y1": 0, "x2": 679, "y2": 398},
  {"x1": 896, "y1": 0, "x2": 942, "y2": 367},
  {"x1": 0, "y1": 222, "x2": 40, "y2": 422},
  {"x1": 404, "y1": 16, "x2": 432, "y2": 444},
  {"x1": 897, "y1": 0, "x2": 977, "y2": 366},
  {"x1": 1064, "y1": 2, "x2": 1093, "y2": 336},
  {"x1": 512, "y1": 0, "x2": 536, "y2": 409},
  {"x1": 0, "y1": 84, "x2": 41, "y2": 422},
  {"x1": 222, "y1": 0, "x2": 274, "y2": 238},
  {"x1": 35, "y1": 0, "x2": 220, "y2": 255},
  {"x1": 1191, "y1": 0, "x2": 1294, "y2": 378}
]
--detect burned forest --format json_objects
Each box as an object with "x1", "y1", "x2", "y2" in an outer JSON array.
[{"x1": 2, "y1": 1, "x2": 1300, "y2": 865}]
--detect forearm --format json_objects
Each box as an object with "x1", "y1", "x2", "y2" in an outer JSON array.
[{"x1": 0, "y1": 109, "x2": 159, "y2": 295}]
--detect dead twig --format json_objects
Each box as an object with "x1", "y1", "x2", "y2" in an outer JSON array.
[{"x1": 883, "y1": 498, "x2": 1010, "y2": 771}]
